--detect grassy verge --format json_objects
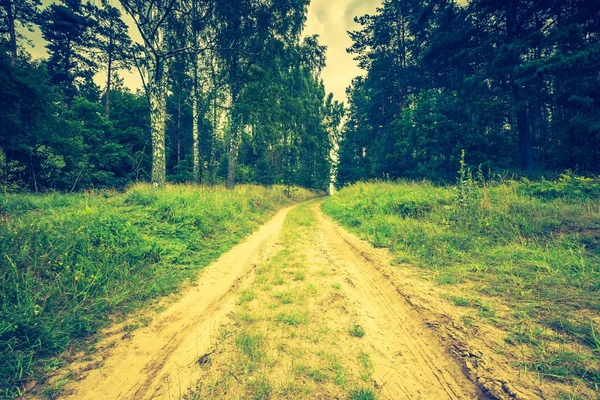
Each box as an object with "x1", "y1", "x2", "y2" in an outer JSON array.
[
  {"x1": 0, "y1": 184, "x2": 318, "y2": 397},
  {"x1": 322, "y1": 175, "x2": 600, "y2": 394},
  {"x1": 193, "y1": 201, "x2": 376, "y2": 399}
]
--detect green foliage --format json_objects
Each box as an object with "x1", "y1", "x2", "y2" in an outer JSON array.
[
  {"x1": 520, "y1": 172, "x2": 600, "y2": 201},
  {"x1": 0, "y1": 184, "x2": 317, "y2": 397},
  {"x1": 323, "y1": 178, "x2": 600, "y2": 387},
  {"x1": 339, "y1": 0, "x2": 600, "y2": 185}
]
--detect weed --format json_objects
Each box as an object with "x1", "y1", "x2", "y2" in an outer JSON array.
[
  {"x1": 448, "y1": 296, "x2": 470, "y2": 307},
  {"x1": 349, "y1": 387, "x2": 377, "y2": 400},
  {"x1": 358, "y1": 352, "x2": 374, "y2": 381},
  {"x1": 276, "y1": 310, "x2": 308, "y2": 326},
  {"x1": 248, "y1": 376, "x2": 273, "y2": 400},
  {"x1": 272, "y1": 290, "x2": 294, "y2": 305},
  {"x1": 331, "y1": 282, "x2": 342, "y2": 290},
  {"x1": 308, "y1": 368, "x2": 328, "y2": 382},
  {"x1": 348, "y1": 324, "x2": 366, "y2": 338},
  {"x1": 293, "y1": 271, "x2": 306, "y2": 281},
  {"x1": 239, "y1": 289, "x2": 257, "y2": 303},
  {"x1": 236, "y1": 330, "x2": 265, "y2": 362}
]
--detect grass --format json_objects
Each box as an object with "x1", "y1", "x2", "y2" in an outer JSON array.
[
  {"x1": 323, "y1": 174, "x2": 600, "y2": 390},
  {"x1": 0, "y1": 183, "x2": 318, "y2": 397},
  {"x1": 349, "y1": 387, "x2": 377, "y2": 400},
  {"x1": 348, "y1": 324, "x2": 366, "y2": 338}
]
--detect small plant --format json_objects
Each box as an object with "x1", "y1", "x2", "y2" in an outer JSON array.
[
  {"x1": 348, "y1": 323, "x2": 366, "y2": 338},
  {"x1": 248, "y1": 376, "x2": 273, "y2": 400},
  {"x1": 349, "y1": 387, "x2": 377, "y2": 400},
  {"x1": 308, "y1": 368, "x2": 328, "y2": 382},
  {"x1": 239, "y1": 289, "x2": 257, "y2": 303},
  {"x1": 236, "y1": 330, "x2": 265, "y2": 362},
  {"x1": 331, "y1": 282, "x2": 342, "y2": 290},
  {"x1": 276, "y1": 310, "x2": 308, "y2": 326},
  {"x1": 293, "y1": 270, "x2": 306, "y2": 281},
  {"x1": 448, "y1": 295, "x2": 470, "y2": 307}
]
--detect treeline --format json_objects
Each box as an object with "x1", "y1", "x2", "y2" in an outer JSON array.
[
  {"x1": 338, "y1": 0, "x2": 600, "y2": 185},
  {"x1": 0, "y1": 0, "x2": 342, "y2": 192}
]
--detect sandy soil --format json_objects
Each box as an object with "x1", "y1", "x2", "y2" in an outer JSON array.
[
  {"x1": 57, "y1": 205, "x2": 293, "y2": 399},
  {"x1": 48, "y1": 201, "x2": 543, "y2": 399}
]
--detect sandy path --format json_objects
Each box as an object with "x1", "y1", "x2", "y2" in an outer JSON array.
[
  {"x1": 58, "y1": 201, "x2": 483, "y2": 399},
  {"x1": 313, "y1": 204, "x2": 481, "y2": 399},
  {"x1": 61, "y1": 206, "x2": 293, "y2": 400}
]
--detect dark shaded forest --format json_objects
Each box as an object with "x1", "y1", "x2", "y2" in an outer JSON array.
[
  {"x1": 338, "y1": 0, "x2": 600, "y2": 185},
  {"x1": 0, "y1": 0, "x2": 342, "y2": 193}
]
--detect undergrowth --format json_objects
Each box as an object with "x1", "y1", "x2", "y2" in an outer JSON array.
[
  {"x1": 323, "y1": 171, "x2": 600, "y2": 390},
  {"x1": 0, "y1": 184, "x2": 317, "y2": 397}
]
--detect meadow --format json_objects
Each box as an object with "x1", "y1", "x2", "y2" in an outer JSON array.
[
  {"x1": 322, "y1": 173, "x2": 600, "y2": 393},
  {"x1": 0, "y1": 184, "x2": 317, "y2": 397}
]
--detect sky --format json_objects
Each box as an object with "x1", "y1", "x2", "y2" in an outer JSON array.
[
  {"x1": 25, "y1": 0, "x2": 382, "y2": 103},
  {"x1": 303, "y1": 0, "x2": 380, "y2": 102}
]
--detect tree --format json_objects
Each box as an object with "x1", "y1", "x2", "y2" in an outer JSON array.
[
  {"x1": 215, "y1": 0, "x2": 310, "y2": 189},
  {"x1": 39, "y1": 0, "x2": 99, "y2": 104},
  {"x1": 95, "y1": 0, "x2": 133, "y2": 119},
  {"x1": 118, "y1": 0, "x2": 180, "y2": 188},
  {"x1": 0, "y1": 0, "x2": 41, "y2": 62}
]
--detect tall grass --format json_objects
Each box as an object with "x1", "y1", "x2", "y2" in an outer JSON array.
[
  {"x1": 0, "y1": 184, "x2": 318, "y2": 397},
  {"x1": 323, "y1": 175, "x2": 600, "y2": 389}
]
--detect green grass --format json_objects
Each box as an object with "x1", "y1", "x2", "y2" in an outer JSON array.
[
  {"x1": 349, "y1": 387, "x2": 377, "y2": 400},
  {"x1": 0, "y1": 183, "x2": 318, "y2": 397},
  {"x1": 275, "y1": 310, "x2": 309, "y2": 326},
  {"x1": 323, "y1": 176, "x2": 600, "y2": 389},
  {"x1": 348, "y1": 324, "x2": 366, "y2": 338}
]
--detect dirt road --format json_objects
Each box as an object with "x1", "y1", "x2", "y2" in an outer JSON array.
[{"x1": 59, "y1": 201, "x2": 483, "y2": 399}]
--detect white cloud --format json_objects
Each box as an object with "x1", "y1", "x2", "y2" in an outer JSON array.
[{"x1": 303, "y1": 0, "x2": 380, "y2": 103}]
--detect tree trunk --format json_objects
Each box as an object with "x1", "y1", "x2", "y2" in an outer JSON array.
[
  {"x1": 192, "y1": 59, "x2": 200, "y2": 183},
  {"x1": 226, "y1": 112, "x2": 240, "y2": 190},
  {"x1": 209, "y1": 91, "x2": 217, "y2": 185},
  {"x1": 6, "y1": 0, "x2": 17, "y2": 62},
  {"x1": 176, "y1": 94, "x2": 182, "y2": 164},
  {"x1": 105, "y1": 47, "x2": 113, "y2": 119},
  {"x1": 516, "y1": 106, "x2": 534, "y2": 172},
  {"x1": 226, "y1": 74, "x2": 240, "y2": 189},
  {"x1": 149, "y1": 57, "x2": 168, "y2": 188},
  {"x1": 506, "y1": 0, "x2": 534, "y2": 173}
]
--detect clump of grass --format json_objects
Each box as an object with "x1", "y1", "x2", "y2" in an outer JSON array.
[
  {"x1": 239, "y1": 289, "x2": 257, "y2": 303},
  {"x1": 236, "y1": 330, "x2": 266, "y2": 363},
  {"x1": 276, "y1": 310, "x2": 309, "y2": 326},
  {"x1": 348, "y1": 324, "x2": 366, "y2": 338},
  {"x1": 248, "y1": 376, "x2": 273, "y2": 400},
  {"x1": 358, "y1": 352, "x2": 374, "y2": 381},
  {"x1": 349, "y1": 387, "x2": 377, "y2": 400},
  {"x1": 0, "y1": 184, "x2": 317, "y2": 396},
  {"x1": 293, "y1": 270, "x2": 306, "y2": 281},
  {"x1": 272, "y1": 290, "x2": 294, "y2": 305},
  {"x1": 448, "y1": 295, "x2": 470, "y2": 307}
]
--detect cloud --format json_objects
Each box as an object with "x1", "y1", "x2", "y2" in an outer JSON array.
[{"x1": 303, "y1": 0, "x2": 380, "y2": 103}]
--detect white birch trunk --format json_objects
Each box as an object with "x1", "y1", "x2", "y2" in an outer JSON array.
[
  {"x1": 192, "y1": 64, "x2": 200, "y2": 184},
  {"x1": 149, "y1": 55, "x2": 168, "y2": 188}
]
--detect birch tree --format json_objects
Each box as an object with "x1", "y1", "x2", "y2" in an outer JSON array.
[{"x1": 118, "y1": 0, "x2": 179, "y2": 188}]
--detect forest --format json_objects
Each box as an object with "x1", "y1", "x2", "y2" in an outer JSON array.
[
  {"x1": 339, "y1": 0, "x2": 600, "y2": 184},
  {"x1": 1, "y1": 0, "x2": 600, "y2": 399},
  {"x1": 0, "y1": 0, "x2": 342, "y2": 193}
]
